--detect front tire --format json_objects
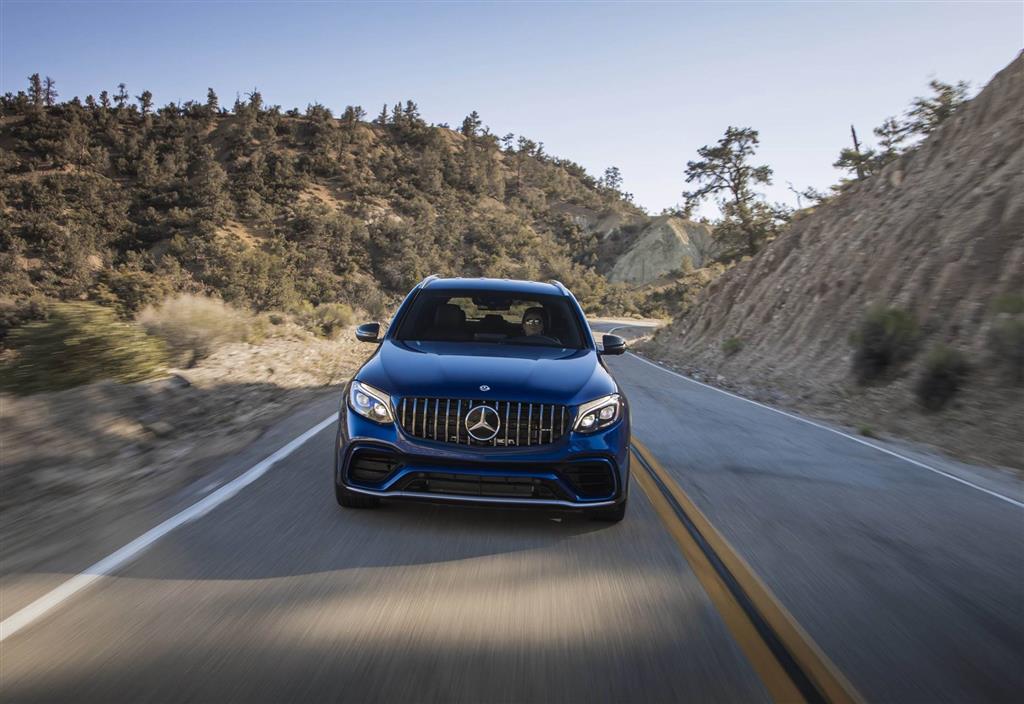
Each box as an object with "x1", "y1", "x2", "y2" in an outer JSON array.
[
  {"x1": 335, "y1": 482, "x2": 381, "y2": 509},
  {"x1": 588, "y1": 501, "x2": 626, "y2": 523}
]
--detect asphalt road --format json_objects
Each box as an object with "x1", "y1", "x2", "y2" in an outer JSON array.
[{"x1": 2, "y1": 323, "x2": 1022, "y2": 703}]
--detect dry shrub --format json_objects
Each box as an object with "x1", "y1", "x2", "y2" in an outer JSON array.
[
  {"x1": 138, "y1": 294, "x2": 259, "y2": 367},
  {"x1": 915, "y1": 345, "x2": 969, "y2": 411},
  {"x1": 721, "y1": 336, "x2": 743, "y2": 356},
  {"x1": 988, "y1": 294, "x2": 1024, "y2": 384},
  {"x1": 850, "y1": 306, "x2": 919, "y2": 383},
  {"x1": 295, "y1": 302, "x2": 355, "y2": 339},
  {"x1": 0, "y1": 302, "x2": 167, "y2": 393}
]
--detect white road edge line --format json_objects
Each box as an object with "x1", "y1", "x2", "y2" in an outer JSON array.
[
  {"x1": 626, "y1": 352, "x2": 1024, "y2": 509},
  {"x1": 0, "y1": 413, "x2": 338, "y2": 642}
]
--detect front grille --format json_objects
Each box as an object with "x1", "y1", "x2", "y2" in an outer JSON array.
[{"x1": 398, "y1": 398, "x2": 570, "y2": 447}]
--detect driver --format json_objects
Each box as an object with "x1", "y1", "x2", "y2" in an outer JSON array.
[{"x1": 522, "y1": 307, "x2": 548, "y2": 337}]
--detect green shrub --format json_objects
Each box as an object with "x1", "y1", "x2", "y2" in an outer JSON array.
[
  {"x1": 0, "y1": 303, "x2": 166, "y2": 394},
  {"x1": 915, "y1": 345, "x2": 969, "y2": 411},
  {"x1": 989, "y1": 294, "x2": 1024, "y2": 384},
  {"x1": 721, "y1": 336, "x2": 743, "y2": 356},
  {"x1": 850, "y1": 306, "x2": 919, "y2": 383},
  {"x1": 138, "y1": 294, "x2": 257, "y2": 367},
  {"x1": 306, "y1": 302, "x2": 355, "y2": 339}
]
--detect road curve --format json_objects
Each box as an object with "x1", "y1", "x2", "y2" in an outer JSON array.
[{"x1": 1, "y1": 323, "x2": 1021, "y2": 703}]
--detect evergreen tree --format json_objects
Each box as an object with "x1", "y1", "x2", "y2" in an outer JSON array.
[
  {"x1": 461, "y1": 110, "x2": 482, "y2": 138},
  {"x1": 904, "y1": 79, "x2": 969, "y2": 136},
  {"x1": 206, "y1": 87, "x2": 219, "y2": 114},
  {"x1": 99, "y1": 90, "x2": 111, "y2": 110},
  {"x1": 374, "y1": 103, "x2": 388, "y2": 126},
  {"x1": 342, "y1": 105, "x2": 366, "y2": 128},
  {"x1": 136, "y1": 90, "x2": 153, "y2": 115},
  {"x1": 403, "y1": 100, "x2": 421, "y2": 122},
  {"x1": 682, "y1": 126, "x2": 779, "y2": 256},
  {"x1": 43, "y1": 76, "x2": 58, "y2": 107},
  {"x1": 872, "y1": 116, "x2": 907, "y2": 167},
  {"x1": 27, "y1": 73, "x2": 43, "y2": 107},
  {"x1": 246, "y1": 88, "x2": 263, "y2": 113},
  {"x1": 115, "y1": 83, "x2": 129, "y2": 109},
  {"x1": 601, "y1": 166, "x2": 623, "y2": 192}
]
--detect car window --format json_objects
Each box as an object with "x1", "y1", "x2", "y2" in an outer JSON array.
[{"x1": 394, "y1": 291, "x2": 586, "y2": 348}]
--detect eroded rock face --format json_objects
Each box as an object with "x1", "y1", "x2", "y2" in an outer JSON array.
[{"x1": 609, "y1": 217, "x2": 715, "y2": 284}]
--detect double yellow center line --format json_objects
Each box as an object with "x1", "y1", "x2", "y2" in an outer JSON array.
[{"x1": 630, "y1": 440, "x2": 864, "y2": 704}]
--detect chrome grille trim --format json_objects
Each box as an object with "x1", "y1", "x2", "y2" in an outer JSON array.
[{"x1": 397, "y1": 397, "x2": 571, "y2": 447}]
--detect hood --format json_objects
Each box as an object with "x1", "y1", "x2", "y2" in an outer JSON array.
[{"x1": 357, "y1": 340, "x2": 616, "y2": 405}]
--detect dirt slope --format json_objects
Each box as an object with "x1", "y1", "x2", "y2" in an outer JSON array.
[{"x1": 643, "y1": 53, "x2": 1024, "y2": 468}]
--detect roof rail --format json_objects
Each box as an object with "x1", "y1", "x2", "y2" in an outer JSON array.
[
  {"x1": 418, "y1": 274, "x2": 440, "y2": 288},
  {"x1": 548, "y1": 279, "x2": 568, "y2": 294}
]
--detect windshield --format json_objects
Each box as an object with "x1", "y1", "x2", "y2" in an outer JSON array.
[{"x1": 394, "y1": 290, "x2": 587, "y2": 349}]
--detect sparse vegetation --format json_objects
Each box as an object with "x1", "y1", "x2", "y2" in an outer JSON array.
[
  {"x1": 304, "y1": 302, "x2": 355, "y2": 339},
  {"x1": 915, "y1": 345, "x2": 969, "y2": 411},
  {"x1": 137, "y1": 294, "x2": 262, "y2": 367},
  {"x1": 851, "y1": 306, "x2": 919, "y2": 383},
  {"x1": 858, "y1": 425, "x2": 878, "y2": 439},
  {"x1": 0, "y1": 75, "x2": 649, "y2": 359},
  {"x1": 988, "y1": 294, "x2": 1024, "y2": 384},
  {"x1": 0, "y1": 303, "x2": 167, "y2": 393},
  {"x1": 721, "y1": 337, "x2": 743, "y2": 356},
  {"x1": 835, "y1": 78, "x2": 970, "y2": 182}
]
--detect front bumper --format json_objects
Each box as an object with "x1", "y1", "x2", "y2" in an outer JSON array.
[{"x1": 335, "y1": 407, "x2": 630, "y2": 509}]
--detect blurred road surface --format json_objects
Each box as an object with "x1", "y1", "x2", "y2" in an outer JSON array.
[{"x1": 2, "y1": 321, "x2": 1021, "y2": 703}]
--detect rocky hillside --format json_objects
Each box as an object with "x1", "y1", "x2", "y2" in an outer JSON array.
[{"x1": 643, "y1": 53, "x2": 1024, "y2": 468}]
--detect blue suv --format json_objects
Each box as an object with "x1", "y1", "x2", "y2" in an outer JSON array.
[{"x1": 334, "y1": 276, "x2": 630, "y2": 522}]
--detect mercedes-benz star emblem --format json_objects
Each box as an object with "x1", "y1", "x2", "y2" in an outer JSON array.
[
  {"x1": 465, "y1": 405, "x2": 501, "y2": 441},
  {"x1": 479, "y1": 384, "x2": 490, "y2": 392}
]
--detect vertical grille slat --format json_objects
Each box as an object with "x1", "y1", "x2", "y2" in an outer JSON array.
[{"x1": 526, "y1": 404, "x2": 533, "y2": 446}]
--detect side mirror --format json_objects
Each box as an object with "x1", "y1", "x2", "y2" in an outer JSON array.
[
  {"x1": 355, "y1": 322, "x2": 381, "y2": 343},
  {"x1": 600, "y1": 334, "x2": 627, "y2": 356}
]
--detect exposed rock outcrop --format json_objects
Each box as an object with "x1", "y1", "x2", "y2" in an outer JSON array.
[{"x1": 608, "y1": 216, "x2": 715, "y2": 284}]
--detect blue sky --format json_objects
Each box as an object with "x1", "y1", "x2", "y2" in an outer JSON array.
[{"x1": 2, "y1": 1, "x2": 1021, "y2": 213}]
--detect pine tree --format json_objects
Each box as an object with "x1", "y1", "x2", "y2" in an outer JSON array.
[
  {"x1": 341, "y1": 105, "x2": 366, "y2": 128},
  {"x1": 206, "y1": 88, "x2": 219, "y2": 114},
  {"x1": 27, "y1": 73, "x2": 43, "y2": 107},
  {"x1": 246, "y1": 88, "x2": 263, "y2": 113},
  {"x1": 834, "y1": 124, "x2": 876, "y2": 180},
  {"x1": 43, "y1": 76, "x2": 58, "y2": 107},
  {"x1": 904, "y1": 79, "x2": 969, "y2": 136},
  {"x1": 374, "y1": 103, "x2": 388, "y2": 126},
  {"x1": 99, "y1": 90, "x2": 111, "y2": 110},
  {"x1": 682, "y1": 126, "x2": 779, "y2": 256},
  {"x1": 872, "y1": 116, "x2": 907, "y2": 168},
  {"x1": 115, "y1": 83, "x2": 129, "y2": 109},
  {"x1": 136, "y1": 90, "x2": 153, "y2": 115},
  {"x1": 461, "y1": 110, "x2": 482, "y2": 138},
  {"x1": 601, "y1": 166, "x2": 623, "y2": 192}
]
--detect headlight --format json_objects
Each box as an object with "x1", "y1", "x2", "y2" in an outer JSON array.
[
  {"x1": 348, "y1": 380, "x2": 395, "y2": 424},
  {"x1": 573, "y1": 393, "x2": 621, "y2": 433}
]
